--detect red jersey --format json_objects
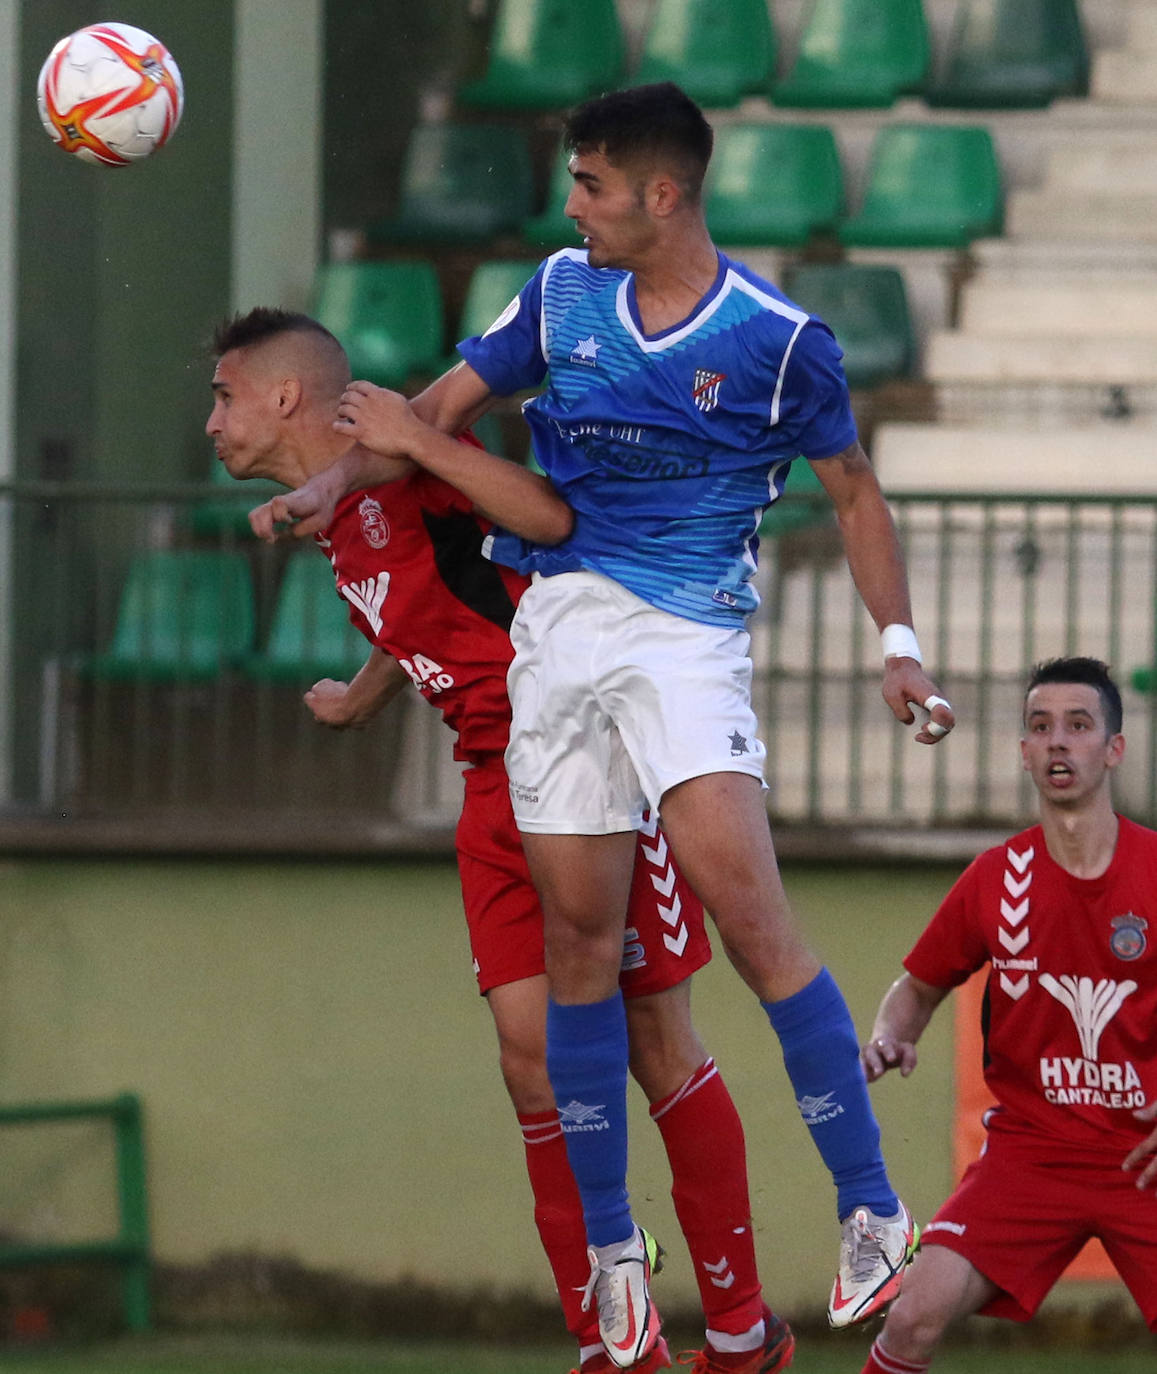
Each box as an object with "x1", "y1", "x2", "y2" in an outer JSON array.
[
  {"x1": 905, "y1": 817, "x2": 1157, "y2": 1158},
  {"x1": 319, "y1": 469, "x2": 530, "y2": 763}
]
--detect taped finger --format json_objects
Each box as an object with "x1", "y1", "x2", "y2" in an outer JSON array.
[{"x1": 922, "y1": 694, "x2": 952, "y2": 738}]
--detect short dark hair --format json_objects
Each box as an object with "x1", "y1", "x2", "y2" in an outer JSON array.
[
  {"x1": 211, "y1": 307, "x2": 344, "y2": 360},
  {"x1": 563, "y1": 82, "x2": 714, "y2": 202},
  {"x1": 1024, "y1": 656, "x2": 1123, "y2": 735}
]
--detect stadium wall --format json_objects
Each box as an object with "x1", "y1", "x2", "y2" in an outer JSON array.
[{"x1": 0, "y1": 855, "x2": 975, "y2": 1322}]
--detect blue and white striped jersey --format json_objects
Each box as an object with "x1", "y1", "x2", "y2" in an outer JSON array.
[{"x1": 459, "y1": 248, "x2": 856, "y2": 627}]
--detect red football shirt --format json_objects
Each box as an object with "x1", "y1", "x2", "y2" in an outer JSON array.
[
  {"x1": 319, "y1": 469, "x2": 530, "y2": 764},
  {"x1": 905, "y1": 817, "x2": 1157, "y2": 1158}
]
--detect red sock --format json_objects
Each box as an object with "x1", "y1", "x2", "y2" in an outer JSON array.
[
  {"x1": 650, "y1": 1058, "x2": 764, "y2": 1340},
  {"x1": 862, "y1": 1336, "x2": 932, "y2": 1374},
  {"x1": 519, "y1": 1109, "x2": 597, "y2": 1344}
]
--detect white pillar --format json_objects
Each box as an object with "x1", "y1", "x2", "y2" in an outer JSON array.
[
  {"x1": 231, "y1": 0, "x2": 324, "y2": 312},
  {"x1": 0, "y1": 0, "x2": 18, "y2": 805}
]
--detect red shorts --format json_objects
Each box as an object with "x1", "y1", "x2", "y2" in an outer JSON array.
[
  {"x1": 921, "y1": 1121, "x2": 1157, "y2": 1329},
  {"x1": 455, "y1": 758, "x2": 711, "y2": 996}
]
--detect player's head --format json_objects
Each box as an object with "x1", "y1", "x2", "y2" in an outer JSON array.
[
  {"x1": 564, "y1": 83, "x2": 713, "y2": 201},
  {"x1": 1020, "y1": 657, "x2": 1124, "y2": 807},
  {"x1": 562, "y1": 83, "x2": 713, "y2": 266},
  {"x1": 206, "y1": 308, "x2": 351, "y2": 481}
]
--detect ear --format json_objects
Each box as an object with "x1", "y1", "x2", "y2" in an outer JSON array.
[
  {"x1": 647, "y1": 173, "x2": 684, "y2": 219},
  {"x1": 276, "y1": 376, "x2": 303, "y2": 418},
  {"x1": 1019, "y1": 736, "x2": 1030, "y2": 772},
  {"x1": 1105, "y1": 732, "x2": 1126, "y2": 771}
]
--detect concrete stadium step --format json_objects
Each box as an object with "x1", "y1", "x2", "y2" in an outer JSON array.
[
  {"x1": 969, "y1": 238, "x2": 1157, "y2": 277},
  {"x1": 926, "y1": 332, "x2": 1157, "y2": 384},
  {"x1": 1007, "y1": 188, "x2": 1157, "y2": 240},
  {"x1": 870, "y1": 420, "x2": 1157, "y2": 494},
  {"x1": 1092, "y1": 48, "x2": 1157, "y2": 102},
  {"x1": 1039, "y1": 136, "x2": 1157, "y2": 192},
  {"x1": 958, "y1": 278, "x2": 1157, "y2": 336}
]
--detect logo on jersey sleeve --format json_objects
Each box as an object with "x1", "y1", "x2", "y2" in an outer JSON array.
[
  {"x1": 1037, "y1": 974, "x2": 1144, "y2": 1108},
  {"x1": 339, "y1": 572, "x2": 390, "y2": 634},
  {"x1": 358, "y1": 495, "x2": 390, "y2": 549},
  {"x1": 992, "y1": 843, "x2": 1036, "y2": 999},
  {"x1": 692, "y1": 368, "x2": 726, "y2": 413},
  {"x1": 1110, "y1": 912, "x2": 1148, "y2": 961}
]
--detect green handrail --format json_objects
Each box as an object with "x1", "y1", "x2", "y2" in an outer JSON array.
[{"x1": 0, "y1": 1093, "x2": 151, "y2": 1333}]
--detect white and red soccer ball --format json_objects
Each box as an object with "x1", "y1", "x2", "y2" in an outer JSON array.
[{"x1": 37, "y1": 22, "x2": 183, "y2": 167}]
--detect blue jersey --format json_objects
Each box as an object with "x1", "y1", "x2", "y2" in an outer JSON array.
[{"x1": 459, "y1": 248, "x2": 857, "y2": 626}]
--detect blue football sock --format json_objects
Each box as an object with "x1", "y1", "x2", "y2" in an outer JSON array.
[
  {"x1": 546, "y1": 992, "x2": 633, "y2": 1248},
  {"x1": 763, "y1": 968, "x2": 897, "y2": 1220}
]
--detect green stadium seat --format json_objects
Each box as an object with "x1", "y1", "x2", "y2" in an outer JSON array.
[
  {"x1": 774, "y1": 0, "x2": 930, "y2": 108},
  {"x1": 633, "y1": 0, "x2": 777, "y2": 108},
  {"x1": 312, "y1": 260, "x2": 444, "y2": 390},
  {"x1": 452, "y1": 259, "x2": 539, "y2": 359},
  {"x1": 706, "y1": 123, "x2": 842, "y2": 247},
  {"x1": 782, "y1": 263, "x2": 915, "y2": 388},
  {"x1": 190, "y1": 461, "x2": 283, "y2": 540},
  {"x1": 246, "y1": 553, "x2": 369, "y2": 684},
  {"x1": 523, "y1": 145, "x2": 578, "y2": 250},
  {"x1": 839, "y1": 124, "x2": 1002, "y2": 249},
  {"x1": 927, "y1": 0, "x2": 1089, "y2": 109},
  {"x1": 369, "y1": 123, "x2": 534, "y2": 245},
  {"x1": 759, "y1": 458, "x2": 831, "y2": 538},
  {"x1": 89, "y1": 551, "x2": 256, "y2": 682},
  {"x1": 459, "y1": 0, "x2": 625, "y2": 110}
]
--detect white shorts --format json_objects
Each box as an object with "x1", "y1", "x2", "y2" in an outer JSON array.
[{"x1": 505, "y1": 570, "x2": 766, "y2": 834}]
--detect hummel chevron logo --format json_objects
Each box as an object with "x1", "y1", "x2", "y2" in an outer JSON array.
[
  {"x1": 340, "y1": 571, "x2": 390, "y2": 635},
  {"x1": 641, "y1": 831, "x2": 668, "y2": 867},
  {"x1": 1003, "y1": 870, "x2": 1032, "y2": 899},
  {"x1": 638, "y1": 812, "x2": 659, "y2": 839},
  {"x1": 663, "y1": 926, "x2": 688, "y2": 957},
  {"x1": 650, "y1": 866, "x2": 677, "y2": 899},
  {"x1": 999, "y1": 926, "x2": 1030, "y2": 956},
  {"x1": 703, "y1": 1257, "x2": 735, "y2": 1290},
  {"x1": 1000, "y1": 973, "x2": 1029, "y2": 1000},
  {"x1": 1000, "y1": 897, "x2": 1029, "y2": 927},
  {"x1": 657, "y1": 893, "x2": 682, "y2": 928},
  {"x1": 1006, "y1": 845, "x2": 1035, "y2": 874}
]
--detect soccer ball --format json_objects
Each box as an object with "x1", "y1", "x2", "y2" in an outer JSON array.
[{"x1": 36, "y1": 22, "x2": 183, "y2": 167}]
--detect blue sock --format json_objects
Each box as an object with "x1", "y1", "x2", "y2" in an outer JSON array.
[
  {"x1": 763, "y1": 968, "x2": 897, "y2": 1220},
  {"x1": 546, "y1": 992, "x2": 633, "y2": 1247}
]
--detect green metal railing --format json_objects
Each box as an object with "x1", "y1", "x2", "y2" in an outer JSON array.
[
  {"x1": 3, "y1": 481, "x2": 1157, "y2": 837},
  {"x1": 0, "y1": 1093, "x2": 151, "y2": 1333}
]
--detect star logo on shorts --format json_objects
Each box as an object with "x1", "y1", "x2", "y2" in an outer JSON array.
[{"x1": 729, "y1": 731, "x2": 749, "y2": 756}]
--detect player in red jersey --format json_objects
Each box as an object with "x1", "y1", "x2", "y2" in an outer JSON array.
[
  {"x1": 207, "y1": 307, "x2": 794, "y2": 1374},
  {"x1": 857, "y1": 657, "x2": 1157, "y2": 1374}
]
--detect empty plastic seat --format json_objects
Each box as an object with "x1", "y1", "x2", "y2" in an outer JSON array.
[
  {"x1": 523, "y1": 144, "x2": 578, "y2": 249},
  {"x1": 633, "y1": 0, "x2": 777, "y2": 108},
  {"x1": 782, "y1": 263, "x2": 914, "y2": 388},
  {"x1": 312, "y1": 261, "x2": 444, "y2": 390},
  {"x1": 457, "y1": 259, "x2": 539, "y2": 343},
  {"x1": 774, "y1": 0, "x2": 930, "y2": 108},
  {"x1": 459, "y1": 0, "x2": 625, "y2": 110},
  {"x1": 706, "y1": 123, "x2": 842, "y2": 246},
  {"x1": 839, "y1": 124, "x2": 1002, "y2": 249},
  {"x1": 89, "y1": 551, "x2": 256, "y2": 682},
  {"x1": 927, "y1": 0, "x2": 1089, "y2": 109},
  {"x1": 246, "y1": 553, "x2": 369, "y2": 684},
  {"x1": 370, "y1": 123, "x2": 534, "y2": 245},
  {"x1": 190, "y1": 461, "x2": 283, "y2": 540}
]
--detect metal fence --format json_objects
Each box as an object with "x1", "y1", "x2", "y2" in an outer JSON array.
[{"x1": 5, "y1": 482, "x2": 1157, "y2": 845}]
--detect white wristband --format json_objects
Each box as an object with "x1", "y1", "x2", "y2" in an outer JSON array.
[{"x1": 882, "y1": 623, "x2": 922, "y2": 664}]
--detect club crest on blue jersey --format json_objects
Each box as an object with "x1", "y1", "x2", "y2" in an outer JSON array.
[
  {"x1": 1110, "y1": 912, "x2": 1148, "y2": 961},
  {"x1": 358, "y1": 495, "x2": 390, "y2": 549},
  {"x1": 570, "y1": 334, "x2": 601, "y2": 367},
  {"x1": 693, "y1": 368, "x2": 726, "y2": 412}
]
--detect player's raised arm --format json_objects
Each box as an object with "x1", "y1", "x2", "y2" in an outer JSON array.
[
  {"x1": 861, "y1": 972, "x2": 949, "y2": 1082},
  {"x1": 809, "y1": 443, "x2": 955, "y2": 744},
  {"x1": 336, "y1": 376, "x2": 574, "y2": 547}
]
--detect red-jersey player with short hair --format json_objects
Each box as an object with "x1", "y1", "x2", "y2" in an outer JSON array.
[
  {"x1": 207, "y1": 307, "x2": 793, "y2": 1374},
  {"x1": 858, "y1": 657, "x2": 1157, "y2": 1374}
]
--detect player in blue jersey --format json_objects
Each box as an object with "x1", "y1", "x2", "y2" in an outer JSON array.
[{"x1": 271, "y1": 83, "x2": 955, "y2": 1372}]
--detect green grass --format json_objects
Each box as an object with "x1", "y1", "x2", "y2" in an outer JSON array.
[{"x1": 0, "y1": 1335, "x2": 1153, "y2": 1374}]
